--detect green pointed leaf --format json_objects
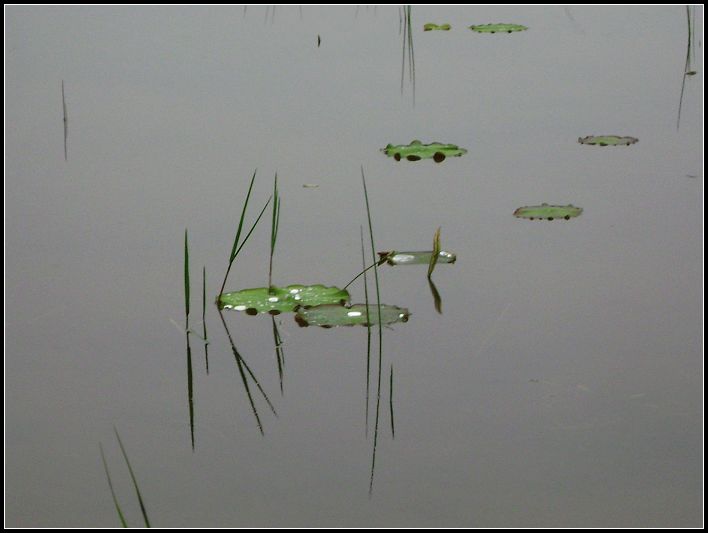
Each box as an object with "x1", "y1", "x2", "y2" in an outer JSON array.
[{"x1": 427, "y1": 227, "x2": 441, "y2": 279}]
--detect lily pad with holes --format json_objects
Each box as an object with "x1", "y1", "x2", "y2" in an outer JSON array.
[
  {"x1": 378, "y1": 250, "x2": 457, "y2": 266},
  {"x1": 295, "y1": 304, "x2": 410, "y2": 328},
  {"x1": 424, "y1": 23, "x2": 451, "y2": 31},
  {"x1": 381, "y1": 140, "x2": 467, "y2": 163},
  {"x1": 513, "y1": 204, "x2": 583, "y2": 221},
  {"x1": 218, "y1": 284, "x2": 350, "y2": 314},
  {"x1": 469, "y1": 23, "x2": 528, "y2": 33},
  {"x1": 578, "y1": 135, "x2": 638, "y2": 146}
]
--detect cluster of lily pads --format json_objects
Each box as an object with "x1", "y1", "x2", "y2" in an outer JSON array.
[
  {"x1": 219, "y1": 283, "x2": 410, "y2": 328},
  {"x1": 413, "y1": 20, "x2": 639, "y2": 223},
  {"x1": 218, "y1": 15, "x2": 647, "y2": 329},
  {"x1": 218, "y1": 247, "x2": 457, "y2": 327}
]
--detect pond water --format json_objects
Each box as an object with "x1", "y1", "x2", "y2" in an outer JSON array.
[{"x1": 5, "y1": 5, "x2": 703, "y2": 527}]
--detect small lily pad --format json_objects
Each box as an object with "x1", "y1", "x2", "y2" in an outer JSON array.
[
  {"x1": 513, "y1": 204, "x2": 583, "y2": 221},
  {"x1": 469, "y1": 23, "x2": 528, "y2": 33},
  {"x1": 295, "y1": 304, "x2": 410, "y2": 328},
  {"x1": 382, "y1": 140, "x2": 467, "y2": 162},
  {"x1": 378, "y1": 250, "x2": 457, "y2": 266},
  {"x1": 578, "y1": 135, "x2": 638, "y2": 146},
  {"x1": 424, "y1": 23, "x2": 451, "y2": 31},
  {"x1": 218, "y1": 284, "x2": 349, "y2": 314}
]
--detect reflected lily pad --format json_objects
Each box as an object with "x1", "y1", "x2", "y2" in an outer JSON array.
[
  {"x1": 469, "y1": 23, "x2": 528, "y2": 33},
  {"x1": 382, "y1": 140, "x2": 467, "y2": 162},
  {"x1": 578, "y1": 135, "x2": 638, "y2": 146},
  {"x1": 513, "y1": 204, "x2": 583, "y2": 221},
  {"x1": 424, "y1": 23, "x2": 451, "y2": 31},
  {"x1": 295, "y1": 304, "x2": 410, "y2": 328},
  {"x1": 378, "y1": 250, "x2": 457, "y2": 266},
  {"x1": 219, "y1": 284, "x2": 349, "y2": 314}
]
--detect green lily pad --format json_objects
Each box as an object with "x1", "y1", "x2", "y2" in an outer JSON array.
[
  {"x1": 424, "y1": 23, "x2": 451, "y2": 31},
  {"x1": 513, "y1": 204, "x2": 583, "y2": 221},
  {"x1": 578, "y1": 135, "x2": 638, "y2": 146},
  {"x1": 382, "y1": 140, "x2": 467, "y2": 162},
  {"x1": 378, "y1": 250, "x2": 457, "y2": 266},
  {"x1": 218, "y1": 284, "x2": 349, "y2": 314},
  {"x1": 469, "y1": 23, "x2": 528, "y2": 33},
  {"x1": 295, "y1": 304, "x2": 410, "y2": 328}
]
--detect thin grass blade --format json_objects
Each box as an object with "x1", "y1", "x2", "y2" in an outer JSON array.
[
  {"x1": 113, "y1": 428, "x2": 151, "y2": 528},
  {"x1": 389, "y1": 364, "x2": 395, "y2": 439},
  {"x1": 220, "y1": 195, "x2": 272, "y2": 296},
  {"x1": 362, "y1": 226, "x2": 371, "y2": 437},
  {"x1": 230, "y1": 196, "x2": 273, "y2": 265},
  {"x1": 218, "y1": 309, "x2": 278, "y2": 433},
  {"x1": 186, "y1": 332, "x2": 194, "y2": 450},
  {"x1": 184, "y1": 229, "x2": 190, "y2": 327},
  {"x1": 230, "y1": 170, "x2": 257, "y2": 263},
  {"x1": 362, "y1": 167, "x2": 384, "y2": 497},
  {"x1": 269, "y1": 173, "x2": 280, "y2": 290},
  {"x1": 99, "y1": 443, "x2": 128, "y2": 528},
  {"x1": 62, "y1": 80, "x2": 68, "y2": 161},
  {"x1": 272, "y1": 316, "x2": 285, "y2": 395},
  {"x1": 202, "y1": 266, "x2": 209, "y2": 373}
]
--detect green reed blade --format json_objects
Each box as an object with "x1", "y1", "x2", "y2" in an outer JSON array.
[
  {"x1": 269, "y1": 173, "x2": 280, "y2": 290},
  {"x1": 113, "y1": 428, "x2": 151, "y2": 528},
  {"x1": 218, "y1": 309, "x2": 278, "y2": 434},
  {"x1": 202, "y1": 266, "x2": 209, "y2": 374},
  {"x1": 99, "y1": 443, "x2": 128, "y2": 528},
  {"x1": 184, "y1": 229, "x2": 190, "y2": 326},
  {"x1": 186, "y1": 332, "x2": 194, "y2": 450},
  {"x1": 362, "y1": 167, "x2": 384, "y2": 497},
  {"x1": 272, "y1": 316, "x2": 285, "y2": 395},
  {"x1": 220, "y1": 194, "x2": 272, "y2": 297},
  {"x1": 230, "y1": 170, "x2": 257, "y2": 263},
  {"x1": 220, "y1": 171, "x2": 273, "y2": 296},
  {"x1": 232, "y1": 196, "x2": 272, "y2": 261},
  {"x1": 389, "y1": 364, "x2": 395, "y2": 439},
  {"x1": 362, "y1": 226, "x2": 371, "y2": 437}
]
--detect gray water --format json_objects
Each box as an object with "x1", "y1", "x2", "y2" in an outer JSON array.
[{"x1": 5, "y1": 5, "x2": 703, "y2": 527}]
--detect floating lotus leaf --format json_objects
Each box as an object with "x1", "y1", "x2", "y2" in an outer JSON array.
[
  {"x1": 378, "y1": 250, "x2": 457, "y2": 266},
  {"x1": 578, "y1": 135, "x2": 638, "y2": 146},
  {"x1": 513, "y1": 204, "x2": 583, "y2": 221},
  {"x1": 424, "y1": 23, "x2": 451, "y2": 31},
  {"x1": 469, "y1": 23, "x2": 528, "y2": 33},
  {"x1": 381, "y1": 140, "x2": 467, "y2": 162},
  {"x1": 295, "y1": 304, "x2": 410, "y2": 328},
  {"x1": 218, "y1": 284, "x2": 349, "y2": 314}
]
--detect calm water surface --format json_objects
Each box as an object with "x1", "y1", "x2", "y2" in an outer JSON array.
[{"x1": 6, "y1": 5, "x2": 703, "y2": 527}]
